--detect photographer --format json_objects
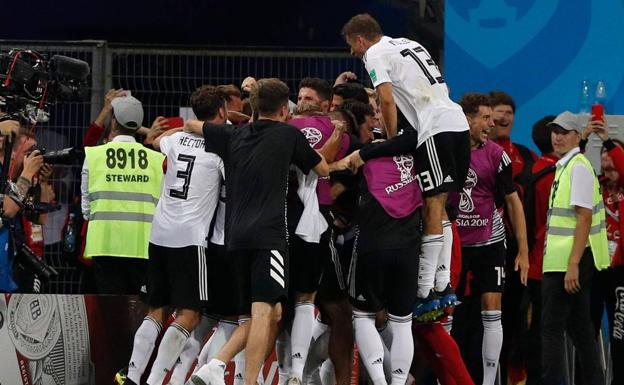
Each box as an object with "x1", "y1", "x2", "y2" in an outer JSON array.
[{"x1": 0, "y1": 120, "x2": 48, "y2": 292}]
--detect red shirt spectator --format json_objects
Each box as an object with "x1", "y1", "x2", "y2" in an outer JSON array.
[{"x1": 527, "y1": 153, "x2": 557, "y2": 280}]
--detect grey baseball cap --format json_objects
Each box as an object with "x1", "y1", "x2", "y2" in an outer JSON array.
[
  {"x1": 111, "y1": 95, "x2": 144, "y2": 130},
  {"x1": 547, "y1": 111, "x2": 582, "y2": 133}
]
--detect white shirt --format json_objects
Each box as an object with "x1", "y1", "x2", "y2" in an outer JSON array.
[
  {"x1": 556, "y1": 147, "x2": 594, "y2": 210},
  {"x1": 81, "y1": 135, "x2": 136, "y2": 219},
  {"x1": 150, "y1": 131, "x2": 224, "y2": 248},
  {"x1": 363, "y1": 36, "x2": 468, "y2": 146}
]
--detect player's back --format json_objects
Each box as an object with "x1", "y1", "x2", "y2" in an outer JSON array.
[
  {"x1": 150, "y1": 131, "x2": 223, "y2": 248},
  {"x1": 364, "y1": 36, "x2": 467, "y2": 144}
]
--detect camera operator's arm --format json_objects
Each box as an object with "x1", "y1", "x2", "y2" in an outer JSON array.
[{"x1": 3, "y1": 151, "x2": 43, "y2": 218}]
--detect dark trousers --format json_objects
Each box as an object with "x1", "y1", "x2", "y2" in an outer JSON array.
[
  {"x1": 526, "y1": 279, "x2": 542, "y2": 385},
  {"x1": 92, "y1": 256, "x2": 146, "y2": 295},
  {"x1": 541, "y1": 248, "x2": 604, "y2": 385}
]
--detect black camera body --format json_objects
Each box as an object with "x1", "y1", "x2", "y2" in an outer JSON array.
[
  {"x1": 0, "y1": 49, "x2": 90, "y2": 124},
  {"x1": 31, "y1": 146, "x2": 82, "y2": 165}
]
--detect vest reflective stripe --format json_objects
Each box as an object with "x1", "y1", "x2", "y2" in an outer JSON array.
[
  {"x1": 88, "y1": 191, "x2": 159, "y2": 205},
  {"x1": 90, "y1": 212, "x2": 154, "y2": 222},
  {"x1": 549, "y1": 202, "x2": 604, "y2": 217},
  {"x1": 544, "y1": 153, "x2": 610, "y2": 272},
  {"x1": 547, "y1": 221, "x2": 606, "y2": 236},
  {"x1": 84, "y1": 141, "x2": 164, "y2": 259}
]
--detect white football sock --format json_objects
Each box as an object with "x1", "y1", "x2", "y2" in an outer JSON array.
[
  {"x1": 434, "y1": 221, "x2": 453, "y2": 292},
  {"x1": 290, "y1": 301, "x2": 316, "y2": 380},
  {"x1": 275, "y1": 329, "x2": 291, "y2": 385},
  {"x1": 353, "y1": 310, "x2": 387, "y2": 385},
  {"x1": 195, "y1": 320, "x2": 237, "y2": 371},
  {"x1": 387, "y1": 314, "x2": 413, "y2": 385},
  {"x1": 127, "y1": 316, "x2": 162, "y2": 384},
  {"x1": 418, "y1": 234, "x2": 444, "y2": 298},
  {"x1": 481, "y1": 310, "x2": 503, "y2": 385},
  {"x1": 311, "y1": 315, "x2": 329, "y2": 341},
  {"x1": 169, "y1": 316, "x2": 217, "y2": 385},
  {"x1": 303, "y1": 324, "x2": 330, "y2": 384},
  {"x1": 319, "y1": 359, "x2": 336, "y2": 385},
  {"x1": 147, "y1": 322, "x2": 190, "y2": 385}
]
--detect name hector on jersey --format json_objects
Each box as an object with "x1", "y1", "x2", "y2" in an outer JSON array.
[{"x1": 178, "y1": 136, "x2": 205, "y2": 148}]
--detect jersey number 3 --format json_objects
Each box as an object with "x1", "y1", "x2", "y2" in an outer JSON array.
[
  {"x1": 170, "y1": 154, "x2": 196, "y2": 200},
  {"x1": 400, "y1": 48, "x2": 445, "y2": 85}
]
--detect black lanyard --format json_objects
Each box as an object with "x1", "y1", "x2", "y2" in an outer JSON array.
[{"x1": 550, "y1": 152, "x2": 582, "y2": 208}]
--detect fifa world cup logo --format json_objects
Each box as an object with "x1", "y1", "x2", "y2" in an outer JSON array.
[
  {"x1": 459, "y1": 168, "x2": 477, "y2": 213},
  {"x1": 393, "y1": 154, "x2": 414, "y2": 181}
]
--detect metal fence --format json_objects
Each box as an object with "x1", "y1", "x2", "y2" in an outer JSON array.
[{"x1": 0, "y1": 40, "x2": 366, "y2": 293}]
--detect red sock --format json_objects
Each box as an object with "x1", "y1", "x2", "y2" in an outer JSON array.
[{"x1": 413, "y1": 322, "x2": 474, "y2": 385}]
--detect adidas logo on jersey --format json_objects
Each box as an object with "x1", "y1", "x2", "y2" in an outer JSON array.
[
  {"x1": 372, "y1": 358, "x2": 383, "y2": 365},
  {"x1": 357, "y1": 294, "x2": 366, "y2": 301},
  {"x1": 129, "y1": 362, "x2": 136, "y2": 368},
  {"x1": 292, "y1": 352, "x2": 303, "y2": 360},
  {"x1": 444, "y1": 175, "x2": 454, "y2": 183},
  {"x1": 436, "y1": 264, "x2": 447, "y2": 272},
  {"x1": 235, "y1": 373, "x2": 243, "y2": 379},
  {"x1": 392, "y1": 369, "x2": 404, "y2": 375}
]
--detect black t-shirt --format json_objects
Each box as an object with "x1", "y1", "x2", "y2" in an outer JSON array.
[
  {"x1": 355, "y1": 170, "x2": 422, "y2": 254},
  {"x1": 203, "y1": 119, "x2": 322, "y2": 252}
]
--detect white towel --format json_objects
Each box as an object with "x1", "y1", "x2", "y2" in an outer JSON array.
[{"x1": 295, "y1": 168, "x2": 328, "y2": 243}]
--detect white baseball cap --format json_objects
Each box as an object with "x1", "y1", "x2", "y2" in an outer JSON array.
[
  {"x1": 111, "y1": 95, "x2": 144, "y2": 130},
  {"x1": 547, "y1": 111, "x2": 582, "y2": 133}
]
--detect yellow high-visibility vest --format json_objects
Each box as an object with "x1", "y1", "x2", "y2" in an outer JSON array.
[
  {"x1": 84, "y1": 141, "x2": 164, "y2": 259},
  {"x1": 544, "y1": 152, "x2": 609, "y2": 272}
]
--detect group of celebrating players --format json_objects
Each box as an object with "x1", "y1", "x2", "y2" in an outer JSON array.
[{"x1": 110, "y1": 13, "x2": 564, "y2": 385}]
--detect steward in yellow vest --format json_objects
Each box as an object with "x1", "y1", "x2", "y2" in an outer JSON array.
[
  {"x1": 541, "y1": 111, "x2": 606, "y2": 385},
  {"x1": 81, "y1": 95, "x2": 164, "y2": 294}
]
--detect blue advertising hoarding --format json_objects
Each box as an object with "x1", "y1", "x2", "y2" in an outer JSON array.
[{"x1": 445, "y1": 0, "x2": 624, "y2": 150}]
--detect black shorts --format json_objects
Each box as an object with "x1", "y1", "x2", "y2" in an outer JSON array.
[
  {"x1": 317, "y1": 229, "x2": 354, "y2": 302},
  {"x1": 458, "y1": 240, "x2": 506, "y2": 296},
  {"x1": 415, "y1": 130, "x2": 470, "y2": 197},
  {"x1": 203, "y1": 242, "x2": 239, "y2": 317},
  {"x1": 349, "y1": 246, "x2": 419, "y2": 316},
  {"x1": 290, "y1": 233, "x2": 332, "y2": 294},
  {"x1": 232, "y1": 248, "x2": 289, "y2": 315},
  {"x1": 147, "y1": 243, "x2": 209, "y2": 311}
]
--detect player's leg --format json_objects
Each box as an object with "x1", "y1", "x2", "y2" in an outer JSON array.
[
  {"x1": 289, "y1": 236, "x2": 327, "y2": 384},
  {"x1": 147, "y1": 245, "x2": 207, "y2": 385},
  {"x1": 244, "y1": 249, "x2": 288, "y2": 385},
  {"x1": 123, "y1": 243, "x2": 169, "y2": 385},
  {"x1": 351, "y1": 250, "x2": 387, "y2": 385},
  {"x1": 477, "y1": 242, "x2": 506, "y2": 385},
  {"x1": 169, "y1": 315, "x2": 218, "y2": 385},
  {"x1": 386, "y1": 247, "x2": 418, "y2": 385},
  {"x1": 415, "y1": 131, "x2": 470, "y2": 319}
]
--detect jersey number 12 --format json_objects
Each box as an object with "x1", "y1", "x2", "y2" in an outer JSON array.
[
  {"x1": 170, "y1": 154, "x2": 196, "y2": 200},
  {"x1": 400, "y1": 47, "x2": 445, "y2": 85}
]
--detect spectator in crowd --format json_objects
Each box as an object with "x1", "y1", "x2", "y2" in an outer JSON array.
[
  {"x1": 81, "y1": 95, "x2": 165, "y2": 295},
  {"x1": 541, "y1": 111, "x2": 609, "y2": 385},
  {"x1": 524, "y1": 114, "x2": 557, "y2": 385},
  {"x1": 587, "y1": 116, "x2": 624, "y2": 385}
]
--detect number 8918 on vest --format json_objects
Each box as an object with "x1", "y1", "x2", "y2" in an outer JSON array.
[{"x1": 105, "y1": 148, "x2": 149, "y2": 169}]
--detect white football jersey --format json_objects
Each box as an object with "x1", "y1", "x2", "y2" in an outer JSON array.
[
  {"x1": 150, "y1": 131, "x2": 223, "y2": 248},
  {"x1": 364, "y1": 36, "x2": 468, "y2": 146}
]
